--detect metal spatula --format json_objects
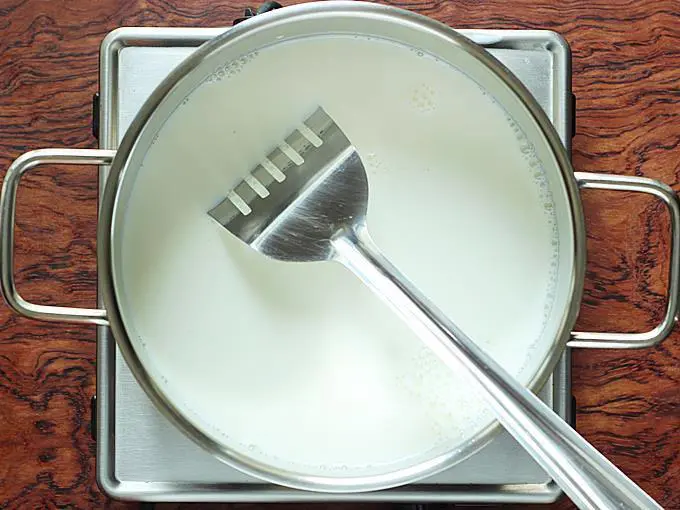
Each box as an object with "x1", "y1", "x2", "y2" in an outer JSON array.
[{"x1": 209, "y1": 108, "x2": 660, "y2": 509}]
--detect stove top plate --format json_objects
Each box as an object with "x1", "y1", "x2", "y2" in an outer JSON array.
[{"x1": 95, "y1": 26, "x2": 573, "y2": 503}]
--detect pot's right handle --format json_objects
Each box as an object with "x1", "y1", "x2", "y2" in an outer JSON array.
[
  {"x1": 0, "y1": 149, "x2": 116, "y2": 326},
  {"x1": 570, "y1": 172, "x2": 680, "y2": 349}
]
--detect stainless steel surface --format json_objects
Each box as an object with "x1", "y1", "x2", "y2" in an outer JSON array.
[
  {"x1": 97, "y1": 25, "x2": 573, "y2": 503},
  {"x1": 209, "y1": 107, "x2": 370, "y2": 263},
  {"x1": 96, "y1": 1, "x2": 589, "y2": 495},
  {"x1": 208, "y1": 108, "x2": 361, "y2": 262},
  {"x1": 0, "y1": 149, "x2": 114, "y2": 325},
  {"x1": 570, "y1": 172, "x2": 680, "y2": 349},
  {"x1": 210, "y1": 108, "x2": 662, "y2": 506}
]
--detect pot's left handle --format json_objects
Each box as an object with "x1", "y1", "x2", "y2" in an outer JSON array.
[
  {"x1": 0, "y1": 149, "x2": 116, "y2": 326},
  {"x1": 570, "y1": 172, "x2": 680, "y2": 349}
]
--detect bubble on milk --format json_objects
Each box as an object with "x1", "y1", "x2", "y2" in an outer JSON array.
[
  {"x1": 201, "y1": 51, "x2": 260, "y2": 85},
  {"x1": 411, "y1": 83, "x2": 436, "y2": 113}
]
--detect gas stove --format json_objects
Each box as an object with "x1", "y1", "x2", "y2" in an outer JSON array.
[{"x1": 94, "y1": 25, "x2": 574, "y2": 504}]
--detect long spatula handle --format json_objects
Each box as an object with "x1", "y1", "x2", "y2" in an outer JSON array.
[{"x1": 331, "y1": 225, "x2": 661, "y2": 510}]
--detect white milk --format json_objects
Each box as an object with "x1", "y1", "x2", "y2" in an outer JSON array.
[{"x1": 118, "y1": 35, "x2": 562, "y2": 477}]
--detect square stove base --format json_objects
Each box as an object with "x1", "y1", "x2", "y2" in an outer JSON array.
[{"x1": 95, "y1": 26, "x2": 573, "y2": 504}]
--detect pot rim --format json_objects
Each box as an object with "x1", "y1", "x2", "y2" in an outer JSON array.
[{"x1": 97, "y1": 1, "x2": 586, "y2": 493}]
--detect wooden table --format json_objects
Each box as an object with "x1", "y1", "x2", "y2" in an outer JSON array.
[{"x1": 0, "y1": 0, "x2": 678, "y2": 508}]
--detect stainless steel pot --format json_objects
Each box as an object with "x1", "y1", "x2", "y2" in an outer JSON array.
[{"x1": 1, "y1": 1, "x2": 679, "y2": 493}]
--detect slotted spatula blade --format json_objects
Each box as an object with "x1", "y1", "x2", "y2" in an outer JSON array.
[{"x1": 209, "y1": 107, "x2": 367, "y2": 261}]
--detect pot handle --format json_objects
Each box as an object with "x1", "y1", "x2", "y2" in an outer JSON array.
[
  {"x1": 569, "y1": 171, "x2": 680, "y2": 349},
  {"x1": 0, "y1": 149, "x2": 116, "y2": 326}
]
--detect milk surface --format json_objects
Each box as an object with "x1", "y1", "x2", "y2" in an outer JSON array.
[{"x1": 118, "y1": 34, "x2": 563, "y2": 478}]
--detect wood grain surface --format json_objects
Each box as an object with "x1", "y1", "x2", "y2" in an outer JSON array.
[{"x1": 0, "y1": 0, "x2": 678, "y2": 508}]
